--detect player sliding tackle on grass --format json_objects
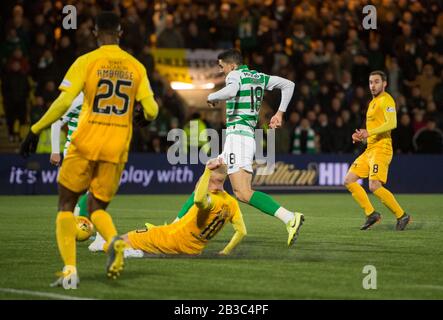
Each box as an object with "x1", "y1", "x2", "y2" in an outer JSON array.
[
  {"x1": 178, "y1": 49, "x2": 304, "y2": 247},
  {"x1": 345, "y1": 71, "x2": 411, "y2": 231},
  {"x1": 105, "y1": 158, "x2": 247, "y2": 277}
]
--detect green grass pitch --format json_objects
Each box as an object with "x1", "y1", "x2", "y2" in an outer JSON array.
[{"x1": 0, "y1": 194, "x2": 442, "y2": 299}]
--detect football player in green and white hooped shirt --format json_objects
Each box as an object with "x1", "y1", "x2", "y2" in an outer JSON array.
[
  {"x1": 50, "y1": 92, "x2": 104, "y2": 251},
  {"x1": 207, "y1": 49, "x2": 304, "y2": 247}
]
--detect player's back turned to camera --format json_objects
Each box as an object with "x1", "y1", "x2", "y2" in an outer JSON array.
[{"x1": 20, "y1": 11, "x2": 159, "y2": 286}]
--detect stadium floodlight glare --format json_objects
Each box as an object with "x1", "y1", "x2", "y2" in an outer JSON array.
[{"x1": 170, "y1": 82, "x2": 215, "y2": 90}]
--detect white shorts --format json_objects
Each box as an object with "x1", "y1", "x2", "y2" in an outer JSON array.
[{"x1": 219, "y1": 131, "x2": 255, "y2": 175}]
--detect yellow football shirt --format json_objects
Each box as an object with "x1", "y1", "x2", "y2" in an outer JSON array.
[
  {"x1": 129, "y1": 191, "x2": 243, "y2": 255},
  {"x1": 366, "y1": 91, "x2": 396, "y2": 150},
  {"x1": 59, "y1": 45, "x2": 153, "y2": 163}
]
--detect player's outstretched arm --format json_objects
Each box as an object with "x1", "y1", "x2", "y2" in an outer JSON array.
[
  {"x1": 20, "y1": 91, "x2": 77, "y2": 157},
  {"x1": 32, "y1": 92, "x2": 77, "y2": 135},
  {"x1": 219, "y1": 207, "x2": 247, "y2": 255}
]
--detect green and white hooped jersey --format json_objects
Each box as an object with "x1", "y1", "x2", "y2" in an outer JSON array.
[
  {"x1": 225, "y1": 65, "x2": 270, "y2": 133},
  {"x1": 61, "y1": 92, "x2": 84, "y2": 154}
]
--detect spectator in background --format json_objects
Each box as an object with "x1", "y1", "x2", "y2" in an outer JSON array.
[
  {"x1": 349, "y1": 102, "x2": 364, "y2": 130},
  {"x1": 393, "y1": 113, "x2": 414, "y2": 154},
  {"x1": 185, "y1": 21, "x2": 207, "y2": 49},
  {"x1": 157, "y1": 14, "x2": 184, "y2": 48},
  {"x1": 367, "y1": 40, "x2": 385, "y2": 71},
  {"x1": 406, "y1": 64, "x2": 440, "y2": 100},
  {"x1": 413, "y1": 119, "x2": 443, "y2": 153},
  {"x1": 292, "y1": 118, "x2": 316, "y2": 154},
  {"x1": 55, "y1": 36, "x2": 75, "y2": 80},
  {"x1": 138, "y1": 45, "x2": 155, "y2": 76},
  {"x1": 287, "y1": 111, "x2": 301, "y2": 135},
  {"x1": 328, "y1": 97, "x2": 342, "y2": 123},
  {"x1": 433, "y1": 69, "x2": 443, "y2": 108},
  {"x1": 214, "y1": 3, "x2": 237, "y2": 49},
  {"x1": 412, "y1": 110, "x2": 427, "y2": 133},
  {"x1": 34, "y1": 49, "x2": 57, "y2": 92},
  {"x1": 76, "y1": 19, "x2": 96, "y2": 55},
  {"x1": 275, "y1": 122, "x2": 291, "y2": 154},
  {"x1": 1, "y1": 28, "x2": 26, "y2": 66},
  {"x1": 330, "y1": 117, "x2": 352, "y2": 153},
  {"x1": 408, "y1": 86, "x2": 427, "y2": 112},
  {"x1": 148, "y1": 136, "x2": 166, "y2": 153},
  {"x1": 314, "y1": 113, "x2": 332, "y2": 153},
  {"x1": 386, "y1": 57, "x2": 403, "y2": 98},
  {"x1": 1, "y1": 0, "x2": 443, "y2": 155},
  {"x1": 1, "y1": 59, "x2": 29, "y2": 142},
  {"x1": 238, "y1": 9, "x2": 257, "y2": 60},
  {"x1": 30, "y1": 32, "x2": 49, "y2": 70},
  {"x1": 121, "y1": 5, "x2": 145, "y2": 55}
]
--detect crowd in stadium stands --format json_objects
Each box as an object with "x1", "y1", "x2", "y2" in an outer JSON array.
[{"x1": 1, "y1": 0, "x2": 443, "y2": 154}]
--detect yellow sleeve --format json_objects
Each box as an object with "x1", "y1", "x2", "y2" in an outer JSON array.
[
  {"x1": 136, "y1": 66, "x2": 154, "y2": 101},
  {"x1": 220, "y1": 202, "x2": 247, "y2": 255},
  {"x1": 31, "y1": 91, "x2": 77, "y2": 134},
  {"x1": 194, "y1": 168, "x2": 214, "y2": 210},
  {"x1": 140, "y1": 95, "x2": 159, "y2": 121},
  {"x1": 367, "y1": 98, "x2": 397, "y2": 136},
  {"x1": 58, "y1": 56, "x2": 87, "y2": 97}
]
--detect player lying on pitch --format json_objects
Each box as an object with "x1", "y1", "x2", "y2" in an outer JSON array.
[{"x1": 104, "y1": 158, "x2": 247, "y2": 278}]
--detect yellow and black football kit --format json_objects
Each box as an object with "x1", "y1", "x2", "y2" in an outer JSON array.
[
  {"x1": 346, "y1": 91, "x2": 406, "y2": 220},
  {"x1": 128, "y1": 168, "x2": 247, "y2": 255},
  {"x1": 32, "y1": 44, "x2": 158, "y2": 202},
  {"x1": 349, "y1": 91, "x2": 396, "y2": 184}
]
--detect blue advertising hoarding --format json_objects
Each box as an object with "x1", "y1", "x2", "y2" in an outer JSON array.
[{"x1": 0, "y1": 153, "x2": 442, "y2": 194}]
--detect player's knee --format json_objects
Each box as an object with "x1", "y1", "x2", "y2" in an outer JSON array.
[
  {"x1": 369, "y1": 181, "x2": 382, "y2": 193},
  {"x1": 87, "y1": 193, "x2": 108, "y2": 213},
  {"x1": 343, "y1": 175, "x2": 356, "y2": 187},
  {"x1": 58, "y1": 187, "x2": 80, "y2": 211},
  {"x1": 233, "y1": 188, "x2": 253, "y2": 203}
]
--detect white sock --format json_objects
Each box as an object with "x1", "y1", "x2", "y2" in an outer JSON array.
[{"x1": 274, "y1": 207, "x2": 294, "y2": 224}]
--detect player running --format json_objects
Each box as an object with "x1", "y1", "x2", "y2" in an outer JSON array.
[
  {"x1": 204, "y1": 49, "x2": 303, "y2": 247},
  {"x1": 95, "y1": 158, "x2": 246, "y2": 266},
  {"x1": 344, "y1": 71, "x2": 411, "y2": 231},
  {"x1": 20, "y1": 12, "x2": 159, "y2": 286}
]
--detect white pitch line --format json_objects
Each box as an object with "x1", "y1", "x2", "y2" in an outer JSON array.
[{"x1": 0, "y1": 287, "x2": 96, "y2": 300}]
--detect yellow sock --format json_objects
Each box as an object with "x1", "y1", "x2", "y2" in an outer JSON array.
[
  {"x1": 346, "y1": 182, "x2": 375, "y2": 216},
  {"x1": 56, "y1": 211, "x2": 77, "y2": 267},
  {"x1": 373, "y1": 187, "x2": 404, "y2": 219},
  {"x1": 90, "y1": 209, "x2": 117, "y2": 250}
]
